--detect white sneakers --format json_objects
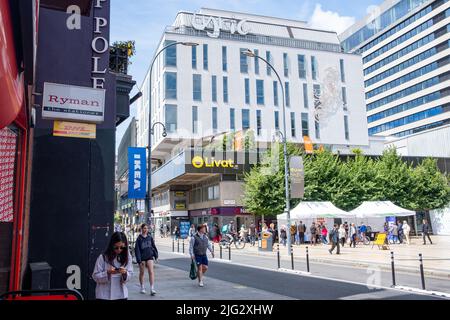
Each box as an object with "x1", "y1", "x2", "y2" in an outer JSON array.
[
  {"x1": 140, "y1": 286, "x2": 146, "y2": 294},
  {"x1": 199, "y1": 281, "x2": 204, "y2": 287},
  {"x1": 150, "y1": 288, "x2": 156, "y2": 296}
]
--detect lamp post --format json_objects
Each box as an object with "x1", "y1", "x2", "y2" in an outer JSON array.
[
  {"x1": 241, "y1": 49, "x2": 292, "y2": 254},
  {"x1": 146, "y1": 41, "x2": 198, "y2": 229}
]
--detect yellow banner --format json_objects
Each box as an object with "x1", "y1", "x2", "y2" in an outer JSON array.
[{"x1": 53, "y1": 121, "x2": 96, "y2": 139}]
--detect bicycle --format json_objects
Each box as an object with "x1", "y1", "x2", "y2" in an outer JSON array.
[
  {"x1": 219, "y1": 233, "x2": 246, "y2": 249},
  {"x1": 356, "y1": 232, "x2": 371, "y2": 245}
]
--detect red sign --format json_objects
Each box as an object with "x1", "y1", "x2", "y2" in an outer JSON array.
[{"x1": 0, "y1": 127, "x2": 17, "y2": 222}]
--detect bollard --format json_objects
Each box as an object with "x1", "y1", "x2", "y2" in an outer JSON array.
[
  {"x1": 228, "y1": 245, "x2": 231, "y2": 261},
  {"x1": 306, "y1": 246, "x2": 310, "y2": 273},
  {"x1": 419, "y1": 254, "x2": 426, "y2": 290},
  {"x1": 177, "y1": 239, "x2": 180, "y2": 253},
  {"x1": 277, "y1": 244, "x2": 280, "y2": 269},
  {"x1": 220, "y1": 245, "x2": 223, "y2": 259},
  {"x1": 182, "y1": 239, "x2": 185, "y2": 254},
  {"x1": 172, "y1": 238, "x2": 175, "y2": 252},
  {"x1": 291, "y1": 244, "x2": 294, "y2": 270},
  {"x1": 391, "y1": 252, "x2": 396, "y2": 287}
]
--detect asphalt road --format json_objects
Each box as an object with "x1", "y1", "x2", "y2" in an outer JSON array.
[{"x1": 157, "y1": 252, "x2": 445, "y2": 300}]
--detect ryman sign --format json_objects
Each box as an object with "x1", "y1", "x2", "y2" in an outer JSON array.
[
  {"x1": 42, "y1": 82, "x2": 106, "y2": 123},
  {"x1": 191, "y1": 13, "x2": 251, "y2": 38}
]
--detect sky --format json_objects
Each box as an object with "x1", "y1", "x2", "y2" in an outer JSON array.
[{"x1": 111, "y1": 0, "x2": 383, "y2": 152}]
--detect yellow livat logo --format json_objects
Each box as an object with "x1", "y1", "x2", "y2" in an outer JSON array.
[{"x1": 191, "y1": 156, "x2": 234, "y2": 168}]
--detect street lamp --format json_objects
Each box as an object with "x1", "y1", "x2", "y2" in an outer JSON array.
[
  {"x1": 146, "y1": 41, "x2": 199, "y2": 228},
  {"x1": 241, "y1": 49, "x2": 292, "y2": 254}
]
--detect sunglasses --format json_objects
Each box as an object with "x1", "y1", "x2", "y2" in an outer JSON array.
[{"x1": 113, "y1": 246, "x2": 126, "y2": 251}]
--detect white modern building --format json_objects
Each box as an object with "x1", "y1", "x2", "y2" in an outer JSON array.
[{"x1": 340, "y1": 0, "x2": 450, "y2": 138}]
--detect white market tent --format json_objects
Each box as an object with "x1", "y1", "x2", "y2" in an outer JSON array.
[
  {"x1": 277, "y1": 201, "x2": 354, "y2": 220},
  {"x1": 350, "y1": 201, "x2": 415, "y2": 218}
]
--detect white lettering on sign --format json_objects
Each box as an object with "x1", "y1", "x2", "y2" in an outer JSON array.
[
  {"x1": 134, "y1": 154, "x2": 142, "y2": 191},
  {"x1": 66, "y1": 265, "x2": 81, "y2": 290},
  {"x1": 191, "y1": 13, "x2": 250, "y2": 38},
  {"x1": 91, "y1": 0, "x2": 108, "y2": 89},
  {"x1": 66, "y1": 5, "x2": 81, "y2": 30}
]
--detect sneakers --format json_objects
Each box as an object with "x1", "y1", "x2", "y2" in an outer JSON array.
[
  {"x1": 140, "y1": 287, "x2": 146, "y2": 294},
  {"x1": 150, "y1": 289, "x2": 156, "y2": 296},
  {"x1": 199, "y1": 281, "x2": 204, "y2": 287},
  {"x1": 328, "y1": 249, "x2": 332, "y2": 255}
]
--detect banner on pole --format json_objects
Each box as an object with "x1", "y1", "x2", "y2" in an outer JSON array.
[
  {"x1": 128, "y1": 147, "x2": 147, "y2": 199},
  {"x1": 289, "y1": 156, "x2": 304, "y2": 199}
]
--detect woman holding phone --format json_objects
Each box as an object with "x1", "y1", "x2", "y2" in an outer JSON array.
[
  {"x1": 92, "y1": 232, "x2": 133, "y2": 300},
  {"x1": 135, "y1": 223, "x2": 158, "y2": 296}
]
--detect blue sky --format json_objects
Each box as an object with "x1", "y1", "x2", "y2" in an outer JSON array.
[{"x1": 111, "y1": 0, "x2": 382, "y2": 150}]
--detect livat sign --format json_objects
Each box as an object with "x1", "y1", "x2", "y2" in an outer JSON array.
[
  {"x1": 192, "y1": 14, "x2": 250, "y2": 38},
  {"x1": 91, "y1": 0, "x2": 108, "y2": 89}
]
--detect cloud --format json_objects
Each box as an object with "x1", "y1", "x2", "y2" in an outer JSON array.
[{"x1": 308, "y1": 4, "x2": 355, "y2": 34}]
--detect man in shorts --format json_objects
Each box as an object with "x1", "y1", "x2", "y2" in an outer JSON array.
[{"x1": 189, "y1": 224, "x2": 214, "y2": 287}]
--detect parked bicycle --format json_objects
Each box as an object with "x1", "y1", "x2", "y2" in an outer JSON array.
[
  {"x1": 219, "y1": 233, "x2": 246, "y2": 249},
  {"x1": 356, "y1": 232, "x2": 371, "y2": 245}
]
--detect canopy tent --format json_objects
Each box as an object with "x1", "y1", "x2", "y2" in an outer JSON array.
[
  {"x1": 350, "y1": 201, "x2": 415, "y2": 218},
  {"x1": 277, "y1": 201, "x2": 354, "y2": 220}
]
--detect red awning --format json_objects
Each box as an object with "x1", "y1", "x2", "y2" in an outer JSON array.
[{"x1": 0, "y1": 0, "x2": 25, "y2": 129}]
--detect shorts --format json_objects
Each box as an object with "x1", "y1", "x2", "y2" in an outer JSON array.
[{"x1": 195, "y1": 255, "x2": 208, "y2": 266}]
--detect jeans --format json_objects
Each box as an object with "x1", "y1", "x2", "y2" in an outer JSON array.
[
  {"x1": 322, "y1": 235, "x2": 328, "y2": 244},
  {"x1": 329, "y1": 241, "x2": 340, "y2": 254},
  {"x1": 423, "y1": 232, "x2": 433, "y2": 244},
  {"x1": 299, "y1": 232, "x2": 305, "y2": 244}
]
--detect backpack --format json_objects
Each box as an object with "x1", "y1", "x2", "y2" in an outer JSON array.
[{"x1": 221, "y1": 225, "x2": 228, "y2": 233}]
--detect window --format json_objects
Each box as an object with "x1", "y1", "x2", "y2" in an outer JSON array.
[
  {"x1": 290, "y1": 112, "x2": 296, "y2": 137},
  {"x1": 165, "y1": 104, "x2": 177, "y2": 133},
  {"x1": 340, "y1": 59, "x2": 345, "y2": 82},
  {"x1": 193, "y1": 74, "x2": 202, "y2": 101},
  {"x1": 274, "y1": 111, "x2": 280, "y2": 130},
  {"x1": 192, "y1": 106, "x2": 198, "y2": 134},
  {"x1": 344, "y1": 115, "x2": 350, "y2": 140},
  {"x1": 301, "y1": 113, "x2": 309, "y2": 137},
  {"x1": 298, "y1": 55, "x2": 306, "y2": 79},
  {"x1": 313, "y1": 84, "x2": 321, "y2": 109},
  {"x1": 223, "y1": 77, "x2": 229, "y2": 103},
  {"x1": 207, "y1": 185, "x2": 220, "y2": 200},
  {"x1": 285, "y1": 82, "x2": 290, "y2": 107},
  {"x1": 342, "y1": 87, "x2": 347, "y2": 110},
  {"x1": 164, "y1": 72, "x2": 177, "y2": 100},
  {"x1": 212, "y1": 76, "x2": 217, "y2": 102},
  {"x1": 254, "y1": 49, "x2": 259, "y2": 75},
  {"x1": 311, "y1": 56, "x2": 318, "y2": 80},
  {"x1": 256, "y1": 110, "x2": 262, "y2": 136},
  {"x1": 315, "y1": 120, "x2": 320, "y2": 139},
  {"x1": 212, "y1": 107, "x2": 218, "y2": 132},
  {"x1": 242, "y1": 109, "x2": 250, "y2": 130},
  {"x1": 245, "y1": 78, "x2": 250, "y2": 104},
  {"x1": 266, "y1": 51, "x2": 272, "y2": 76},
  {"x1": 256, "y1": 80, "x2": 264, "y2": 105},
  {"x1": 222, "y1": 46, "x2": 227, "y2": 71},
  {"x1": 283, "y1": 53, "x2": 289, "y2": 77},
  {"x1": 164, "y1": 40, "x2": 177, "y2": 67},
  {"x1": 303, "y1": 83, "x2": 309, "y2": 109},
  {"x1": 273, "y1": 81, "x2": 279, "y2": 107},
  {"x1": 230, "y1": 108, "x2": 235, "y2": 131},
  {"x1": 192, "y1": 46, "x2": 197, "y2": 69},
  {"x1": 203, "y1": 44, "x2": 208, "y2": 70},
  {"x1": 240, "y1": 48, "x2": 248, "y2": 73}
]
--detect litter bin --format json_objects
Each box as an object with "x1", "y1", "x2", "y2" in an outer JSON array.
[
  {"x1": 258, "y1": 231, "x2": 273, "y2": 252},
  {"x1": 29, "y1": 262, "x2": 52, "y2": 290}
]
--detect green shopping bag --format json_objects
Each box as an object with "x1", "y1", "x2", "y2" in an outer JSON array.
[{"x1": 189, "y1": 259, "x2": 197, "y2": 280}]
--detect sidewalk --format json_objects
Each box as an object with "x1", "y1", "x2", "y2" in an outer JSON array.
[
  {"x1": 155, "y1": 235, "x2": 450, "y2": 278},
  {"x1": 127, "y1": 254, "x2": 293, "y2": 300}
]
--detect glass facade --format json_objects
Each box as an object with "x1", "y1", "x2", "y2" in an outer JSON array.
[
  {"x1": 283, "y1": 53, "x2": 289, "y2": 77},
  {"x1": 165, "y1": 104, "x2": 177, "y2": 132},
  {"x1": 240, "y1": 48, "x2": 249, "y2": 73},
  {"x1": 193, "y1": 74, "x2": 202, "y2": 101},
  {"x1": 245, "y1": 78, "x2": 250, "y2": 104},
  {"x1": 257, "y1": 110, "x2": 262, "y2": 135},
  {"x1": 290, "y1": 112, "x2": 296, "y2": 137},
  {"x1": 223, "y1": 76, "x2": 229, "y2": 103},
  {"x1": 212, "y1": 107, "x2": 218, "y2": 132},
  {"x1": 275, "y1": 111, "x2": 280, "y2": 130},
  {"x1": 301, "y1": 113, "x2": 309, "y2": 137},
  {"x1": 266, "y1": 51, "x2": 272, "y2": 76},
  {"x1": 273, "y1": 81, "x2": 279, "y2": 107},
  {"x1": 222, "y1": 46, "x2": 227, "y2": 72},
  {"x1": 285, "y1": 82, "x2": 290, "y2": 107},
  {"x1": 298, "y1": 54, "x2": 306, "y2": 79},
  {"x1": 164, "y1": 40, "x2": 177, "y2": 67},
  {"x1": 256, "y1": 80, "x2": 264, "y2": 105},
  {"x1": 164, "y1": 72, "x2": 177, "y2": 100},
  {"x1": 254, "y1": 49, "x2": 260, "y2": 75},
  {"x1": 230, "y1": 108, "x2": 235, "y2": 131},
  {"x1": 303, "y1": 83, "x2": 309, "y2": 109},
  {"x1": 192, "y1": 45, "x2": 197, "y2": 69},
  {"x1": 203, "y1": 44, "x2": 208, "y2": 70},
  {"x1": 242, "y1": 109, "x2": 250, "y2": 130},
  {"x1": 192, "y1": 106, "x2": 198, "y2": 134},
  {"x1": 311, "y1": 56, "x2": 318, "y2": 80},
  {"x1": 212, "y1": 75, "x2": 217, "y2": 102}
]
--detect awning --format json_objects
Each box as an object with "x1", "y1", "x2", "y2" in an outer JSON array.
[
  {"x1": 277, "y1": 201, "x2": 354, "y2": 220},
  {"x1": 349, "y1": 201, "x2": 415, "y2": 218}
]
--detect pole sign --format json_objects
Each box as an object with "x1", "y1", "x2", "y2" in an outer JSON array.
[
  {"x1": 289, "y1": 156, "x2": 304, "y2": 199},
  {"x1": 128, "y1": 147, "x2": 147, "y2": 199}
]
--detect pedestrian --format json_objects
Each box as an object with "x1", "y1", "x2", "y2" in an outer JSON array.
[
  {"x1": 402, "y1": 220, "x2": 411, "y2": 245},
  {"x1": 298, "y1": 221, "x2": 306, "y2": 245},
  {"x1": 383, "y1": 222, "x2": 389, "y2": 233},
  {"x1": 212, "y1": 223, "x2": 221, "y2": 243},
  {"x1": 92, "y1": 232, "x2": 133, "y2": 300},
  {"x1": 321, "y1": 224, "x2": 328, "y2": 245},
  {"x1": 344, "y1": 222, "x2": 349, "y2": 238},
  {"x1": 135, "y1": 224, "x2": 158, "y2": 295},
  {"x1": 189, "y1": 224, "x2": 215, "y2": 287},
  {"x1": 289, "y1": 223, "x2": 296, "y2": 245},
  {"x1": 349, "y1": 223, "x2": 357, "y2": 248},
  {"x1": 189, "y1": 224, "x2": 196, "y2": 237},
  {"x1": 392, "y1": 223, "x2": 399, "y2": 243},
  {"x1": 339, "y1": 224, "x2": 346, "y2": 247},
  {"x1": 239, "y1": 224, "x2": 248, "y2": 241},
  {"x1": 316, "y1": 223, "x2": 322, "y2": 244},
  {"x1": 397, "y1": 221, "x2": 404, "y2": 244},
  {"x1": 249, "y1": 222, "x2": 256, "y2": 246},
  {"x1": 359, "y1": 222, "x2": 367, "y2": 240},
  {"x1": 280, "y1": 226, "x2": 287, "y2": 246},
  {"x1": 310, "y1": 222, "x2": 317, "y2": 246},
  {"x1": 329, "y1": 224, "x2": 340, "y2": 255},
  {"x1": 422, "y1": 219, "x2": 433, "y2": 245},
  {"x1": 173, "y1": 226, "x2": 180, "y2": 241}
]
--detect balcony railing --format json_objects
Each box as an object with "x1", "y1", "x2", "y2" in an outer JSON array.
[{"x1": 109, "y1": 46, "x2": 129, "y2": 75}]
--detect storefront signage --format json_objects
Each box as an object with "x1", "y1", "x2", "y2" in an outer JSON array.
[
  {"x1": 223, "y1": 200, "x2": 236, "y2": 206},
  {"x1": 128, "y1": 147, "x2": 147, "y2": 199},
  {"x1": 191, "y1": 156, "x2": 234, "y2": 169},
  {"x1": 91, "y1": 0, "x2": 109, "y2": 89},
  {"x1": 175, "y1": 202, "x2": 186, "y2": 210},
  {"x1": 191, "y1": 13, "x2": 250, "y2": 38},
  {"x1": 0, "y1": 128, "x2": 16, "y2": 222},
  {"x1": 175, "y1": 191, "x2": 186, "y2": 197},
  {"x1": 42, "y1": 82, "x2": 105, "y2": 123},
  {"x1": 53, "y1": 121, "x2": 96, "y2": 139},
  {"x1": 289, "y1": 156, "x2": 304, "y2": 199}
]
